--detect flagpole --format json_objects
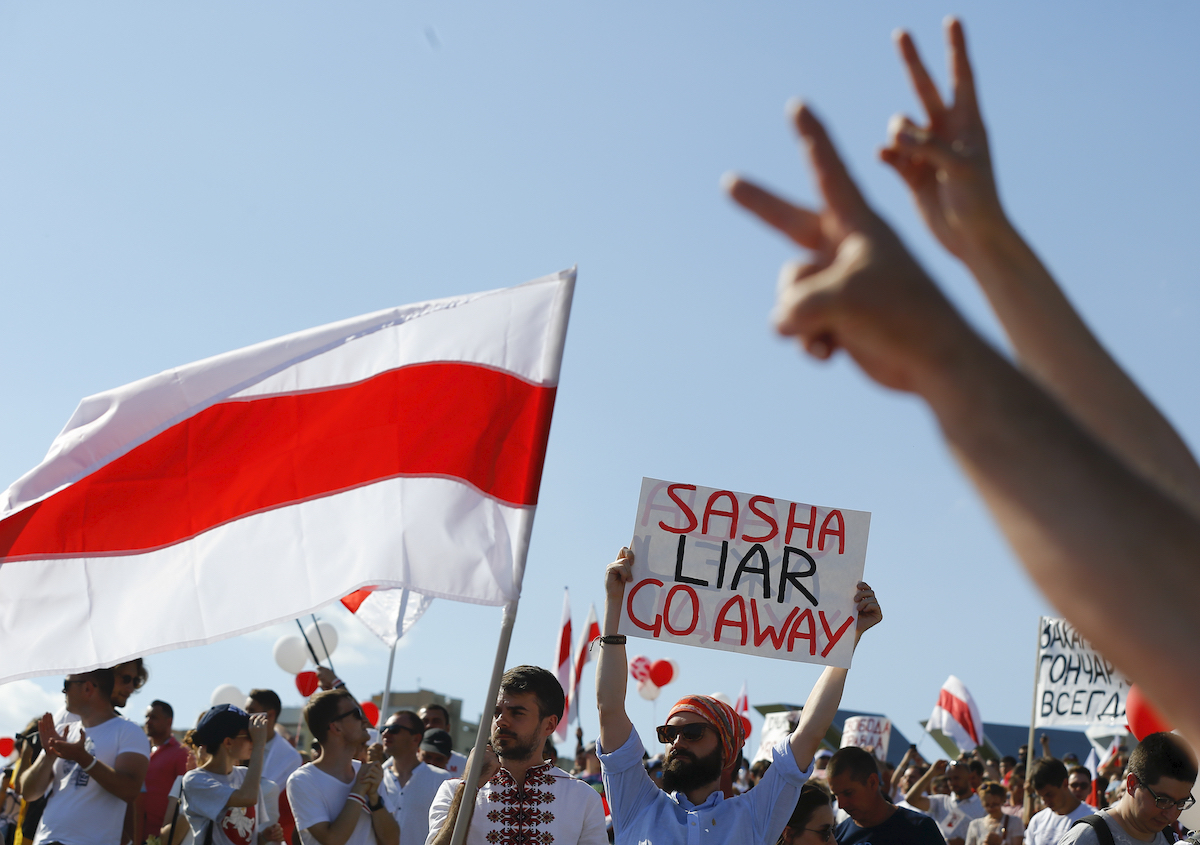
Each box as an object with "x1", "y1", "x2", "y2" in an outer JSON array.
[
  {"x1": 1025, "y1": 615, "x2": 1042, "y2": 820},
  {"x1": 449, "y1": 599, "x2": 520, "y2": 845},
  {"x1": 378, "y1": 641, "x2": 397, "y2": 728}
]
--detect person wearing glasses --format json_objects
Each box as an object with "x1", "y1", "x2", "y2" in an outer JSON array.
[
  {"x1": 828, "y1": 747, "x2": 943, "y2": 845},
  {"x1": 286, "y1": 690, "x2": 398, "y2": 845},
  {"x1": 596, "y1": 547, "x2": 882, "y2": 845},
  {"x1": 777, "y1": 782, "x2": 835, "y2": 845},
  {"x1": 19, "y1": 668, "x2": 151, "y2": 845},
  {"x1": 1060, "y1": 734, "x2": 1196, "y2": 845},
  {"x1": 376, "y1": 711, "x2": 448, "y2": 845}
]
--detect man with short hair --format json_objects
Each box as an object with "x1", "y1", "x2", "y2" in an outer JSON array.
[
  {"x1": 596, "y1": 548, "x2": 882, "y2": 845},
  {"x1": 1023, "y1": 758, "x2": 1091, "y2": 845},
  {"x1": 1069, "y1": 767, "x2": 1094, "y2": 807},
  {"x1": 377, "y1": 711, "x2": 449, "y2": 845},
  {"x1": 829, "y1": 747, "x2": 945, "y2": 845},
  {"x1": 906, "y1": 759, "x2": 986, "y2": 845},
  {"x1": 143, "y1": 700, "x2": 190, "y2": 841},
  {"x1": 1060, "y1": 734, "x2": 1196, "y2": 845},
  {"x1": 418, "y1": 731, "x2": 453, "y2": 772},
  {"x1": 418, "y1": 706, "x2": 466, "y2": 777},
  {"x1": 286, "y1": 689, "x2": 398, "y2": 845},
  {"x1": 427, "y1": 665, "x2": 605, "y2": 845},
  {"x1": 246, "y1": 688, "x2": 304, "y2": 843},
  {"x1": 20, "y1": 669, "x2": 151, "y2": 845}
]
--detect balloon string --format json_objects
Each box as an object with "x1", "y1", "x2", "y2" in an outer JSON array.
[{"x1": 311, "y1": 613, "x2": 337, "y2": 675}]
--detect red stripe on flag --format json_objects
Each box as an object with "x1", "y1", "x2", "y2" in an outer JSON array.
[
  {"x1": 0, "y1": 362, "x2": 556, "y2": 561},
  {"x1": 937, "y1": 688, "x2": 980, "y2": 745},
  {"x1": 341, "y1": 589, "x2": 373, "y2": 613}
]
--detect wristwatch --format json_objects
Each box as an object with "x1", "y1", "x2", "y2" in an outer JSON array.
[{"x1": 369, "y1": 796, "x2": 384, "y2": 812}]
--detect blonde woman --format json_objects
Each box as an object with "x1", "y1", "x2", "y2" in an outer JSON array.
[{"x1": 965, "y1": 782, "x2": 1024, "y2": 845}]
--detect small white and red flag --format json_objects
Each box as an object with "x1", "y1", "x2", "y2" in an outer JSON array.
[
  {"x1": 0, "y1": 270, "x2": 574, "y2": 682},
  {"x1": 553, "y1": 588, "x2": 573, "y2": 741},
  {"x1": 927, "y1": 675, "x2": 982, "y2": 752},
  {"x1": 566, "y1": 603, "x2": 599, "y2": 728},
  {"x1": 341, "y1": 587, "x2": 433, "y2": 647},
  {"x1": 734, "y1": 681, "x2": 752, "y2": 740}
]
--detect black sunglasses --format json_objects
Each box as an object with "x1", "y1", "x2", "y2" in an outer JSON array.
[
  {"x1": 335, "y1": 706, "x2": 366, "y2": 724},
  {"x1": 381, "y1": 723, "x2": 421, "y2": 735},
  {"x1": 656, "y1": 724, "x2": 714, "y2": 744}
]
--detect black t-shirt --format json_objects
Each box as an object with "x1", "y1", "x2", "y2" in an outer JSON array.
[{"x1": 836, "y1": 806, "x2": 947, "y2": 845}]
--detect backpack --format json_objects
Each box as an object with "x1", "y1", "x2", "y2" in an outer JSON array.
[{"x1": 1072, "y1": 813, "x2": 1177, "y2": 845}]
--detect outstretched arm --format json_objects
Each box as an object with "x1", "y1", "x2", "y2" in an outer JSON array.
[
  {"x1": 788, "y1": 582, "x2": 881, "y2": 767},
  {"x1": 725, "y1": 101, "x2": 1200, "y2": 748},
  {"x1": 880, "y1": 18, "x2": 1200, "y2": 515},
  {"x1": 596, "y1": 548, "x2": 635, "y2": 753}
]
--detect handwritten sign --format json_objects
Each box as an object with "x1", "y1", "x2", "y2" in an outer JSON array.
[
  {"x1": 620, "y1": 478, "x2": 870, "y2": 667},
  {"x1": 1033, "y1": 616, "x2": 1129, "y2": 727},
  {"x1": 752, "y1": 711, "x2": 797, "y2": 764},
  {"x1": 840, "y1": 715, "x2": 891, "y2": 761}
]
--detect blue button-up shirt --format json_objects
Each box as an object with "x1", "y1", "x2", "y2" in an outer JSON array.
[{"x1": 598, "y1": 726, "x2": 810, "y2": 845}]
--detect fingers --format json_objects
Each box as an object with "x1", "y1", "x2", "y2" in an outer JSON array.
[
  {"x1": 792, "y1": 102, "x2": 872, "y2": 229},
  {"x1": 723, "y1": 173, "x2": 823, "y2": 250},
  {"x1": 945, "y1": 18, "x2": 978, "y2": 110},
  {"x1": 894, "y1": 30, "x2": 945, "y2": 120}
]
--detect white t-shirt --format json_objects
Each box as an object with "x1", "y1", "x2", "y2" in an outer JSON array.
[
  {"x1": 442, "y1": 752, "x2": 467, "y2": 778},
  {"x1": 965, "y1": 813, "x2": 1025, "y2": 845},
  {"x1": 379, "y1": 763, "x2": 450, "y2": 845},
  {"x1": 182, "y1": 768, "x2": 271, "y2": 845},
  {"x1": 928, "y1": 793, "x2": 987, "y2": 840},
  {"x1": 33, "y1": 715, "x2": 151, "y2": 845},
  {"x1": 287, "y1": 762, "x2": 377, "y2": 845},
  {"x1": 1025, "y1": 803, "x2": 1093, "y2": 845},
  {"x1": 262, "y1": 735, "x2": 303, "y2": 790},
  {"x1": 168, "y1": 776, "x2": 196, "y2": 845}
]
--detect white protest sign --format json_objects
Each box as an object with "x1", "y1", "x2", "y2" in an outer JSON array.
[
  {"x1": 753, "y1": 711, "x2": 797, "y2": 764},
  {"x1": 1033, "y1": 616, "x2": 1129, "y2": 727},
  {"x1": 621, "y1": 478, "x2": 871, "y2": 667},
  {"x1": 840, "y1": 715, "x2": 891, "y2": 761}
]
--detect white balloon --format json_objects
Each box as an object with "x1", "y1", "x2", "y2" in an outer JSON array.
[
  {"x1": 638, "y1": 679, "x2": 661, "y2": 701},
  {"x1": 709, "y1": 691, "x2": 732, "y2": 706},
  {"x1": 668, "y1": 659, "x2": 681, "y2": 680},
  {"x1": 273, "y1": 636, "x2": 309, "y2": 674},
  {"x1": 304, "y1": 621, "x2": 339, "y2": 662},
  {"x1": 210, "y1": 684, "x2": 244, "y2": 708}
]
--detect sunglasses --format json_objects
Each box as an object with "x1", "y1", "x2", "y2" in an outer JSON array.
[
  {"x1": 656, "y1": 724, "x2": 714, "y2": 744},
  {"x1": 381, "y1": 723, "x2": 421, "y2": 736},
  {"x1": 335, "y1": 706, "x2": 367, "y2": 724},
  {"x1": 62, "y1": 679, "x2": 87, "y2": 694}
]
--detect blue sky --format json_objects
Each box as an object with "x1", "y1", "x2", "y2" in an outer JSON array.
[{"x1": 2, "y1": 2, "x2": 1198, "y2": 762}]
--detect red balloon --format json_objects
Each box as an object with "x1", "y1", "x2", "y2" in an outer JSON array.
[
  {"x1": 295, "y1": 671, "x2": 320, "y2": 697},
  {"x1": 361, "y1": 702, "x2": 380, "y2": 727},
  {"x1": 0, "y1": 737, "x2": 13, "y2": 758},
  {"x1": 649, "y1": 659, "x2": 674, "y2": 688},
  {"x1": 1126, "y1": 684, "x2": 1171, "y2": 740},
  {"x1": 740, "y1": 716, "x2": 752, "y2": 740}
]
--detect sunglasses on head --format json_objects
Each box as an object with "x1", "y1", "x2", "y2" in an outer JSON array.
[{"x1": 656, "y1": 724, "x2": 714, "y2": 744}]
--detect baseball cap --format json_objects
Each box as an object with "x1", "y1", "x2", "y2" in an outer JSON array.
[
  {"x1": 195, "y1": 704, "x2": 251, "y2": 750},
  {"x1": 421, "y1": 728, "x2": 453, "y2": 757}
]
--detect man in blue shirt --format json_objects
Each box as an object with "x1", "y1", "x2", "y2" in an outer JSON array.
[
  {"x1": 595, "y1": 547, "x2": 883, "y2": 845},
  {"x1": 829, "y1": 747, "x2": 944, "y2": 845}
]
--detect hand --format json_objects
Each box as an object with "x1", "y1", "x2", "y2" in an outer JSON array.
[
  {"x1": 248, "y1": 713, "x2": 271, "y2": 746},
  {"x1": 575, "y1": 726, "x2": 583, "y2": 741},
  {"x1": 931, "y1": 759, "x2": 949, "y2": 776},
  {"x1": 259, "y1": 824, "x2": 285, "y2": 843},
  {"x1": 604, "y1": 548, "x2": 634, "y2": 604},
  {"x1": 46, "y1": 726, "x2": 90, "y2": 766},
  {"x1": 880, "y1": 18, "x2": 1006, "y2": 261},
  {"x1": 36, "y1": 714, "x2": 60, "y2": 759},
  {"x1": 986, "y1": 831, "x2": 1003, "y2": 845},
  {"x1": 726, "y1": 103, "x2": 974, "y2": 396},
  {"x1": 356, "y1": 761, "x2": 383, "y2": 799},
  {"x1": 316, "y1": 667, "x2": 339, "y2": 691},
  {"x1": 367, "y1": 743, "x2": 385, "y2": 765},
  {"x1": 464, "y1": 744, "x2": 501, "y2": 786},
  {"x1": 853, "y1": 581, "x2": 882, "y2": 635}
]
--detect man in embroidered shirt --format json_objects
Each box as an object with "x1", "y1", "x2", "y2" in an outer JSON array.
[
  {"x1": 1058, "y1": 733, "x2": 1196, "y2": 845},
  {"x1": 595, "y1": 547, "x2": 882, "y2": 845},
  {"x1": 426, "y1": 665, "x2": 606, "y2": 845},
  {"x1": 377, "y1": 710, "x2": 449, "y2": 845}
]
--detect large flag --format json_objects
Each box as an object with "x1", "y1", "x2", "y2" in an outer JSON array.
[
  {"x1": 0, "y1": 270, "x2": 575, "y2": 682},
  {"x1": 927, "y1": 675, "x2": 982, "y2": 752},
  {"x1": 566, "y1": 603, "x2": 599, "y2": 727},
  {"x1": 553, "y1": 589, "x2": 572, "y2": 741},
  {"x1": 341, "y1": 587, "x2": 434, "y2": 648}
]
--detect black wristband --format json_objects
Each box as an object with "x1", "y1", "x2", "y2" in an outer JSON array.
[
  {"x1": 599, "y1": 635, "x2": 626, "y2": 645},
  {"x1": 369, "y1": 795, "x2": 384, "y2": 811}
]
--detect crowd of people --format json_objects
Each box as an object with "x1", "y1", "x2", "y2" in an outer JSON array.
[{"x1": 5, "y1": 10, "x2": 1200, "y2": 845}]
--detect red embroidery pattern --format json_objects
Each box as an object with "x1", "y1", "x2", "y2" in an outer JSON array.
[{"x1": 483, "y1": 764, "x2": 558, "y2": 845}]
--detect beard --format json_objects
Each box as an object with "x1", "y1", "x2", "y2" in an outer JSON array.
[
  {"x1": 491, "y1": 727, "x2": 540, "y2": 762},
  {"x1": 661, "y1": 744, "x2": 724, "y2": 793}
]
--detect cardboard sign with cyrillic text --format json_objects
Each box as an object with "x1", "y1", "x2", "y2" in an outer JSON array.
[
  {"x1": 1033, "y1": 616, "x2": 1129, "y2": 727},
  {"x1": 840, "y1": 715, "x2": 891, "y2": 761},
  {"x1": 620, "y1": 478, "x2": 870, "y2": 667}
]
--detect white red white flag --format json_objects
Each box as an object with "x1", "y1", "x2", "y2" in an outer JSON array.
[
  {"x1": 927, "y1": 675, "x2": 982, "y2": 752},
  {"x1": 735, "y1": 681, "x2": 752, "y2": 740},
  {"x1": 0, "y1": 270, "x2": 574, "y2": 682},
  {"x1": 553, "y1": 588, "x2": 572, "y2": 741},
  {"x1": 566, "y1": 603, "x2": 599, "y2": 727},
  {"x1": 341, "y1": 587, "x2": 434, "y2": 648}
]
